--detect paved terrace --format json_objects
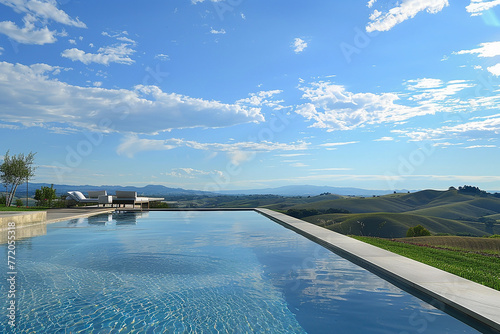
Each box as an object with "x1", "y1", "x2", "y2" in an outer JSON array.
[
  {"x1": 255, "y1": 208, "x2": 500, "y2": 333},
  {"x1": 0, "y1": 207, "x2": 115, "y2": 229}
]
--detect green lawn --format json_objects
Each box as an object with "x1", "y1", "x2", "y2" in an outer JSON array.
[
  {"x1": 352, "y1": 236, "x2": 500, "y2": 291},
  {"x1": 0, "y1": 205, "x2": 46, "y2": 211}
]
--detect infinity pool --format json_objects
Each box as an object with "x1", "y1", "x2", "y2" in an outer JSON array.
[{"x1": 1, "y1": 211, "x2": 480, "y2": 333}]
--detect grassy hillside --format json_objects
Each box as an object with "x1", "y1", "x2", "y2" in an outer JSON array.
[
  {"x1": 398, "y1": 236, "x2": 500, "y2": 256},
  {"x1": 302, "y1": 212, "x2": 486, "y2": 238},
  {"x1": 280, "y1": 195, "x2": 415, "y2": 213},
  {"x1": 408, "y1": 199, "x2": 500, "y2": 220},
  {"x1": 353, "y1": 236, "x2": 500, "y2": 290},
  {"x1": 278, "y1": 188, "x2": 500, "y2": 237}
]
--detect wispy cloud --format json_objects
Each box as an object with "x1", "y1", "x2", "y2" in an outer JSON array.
[
  {"x1": 454, "y1": 41, "x2": 500, "y2": 75},
  {"x1": 464, "y1": 144, "x2": 497, "y2": 149},
  {"x1": 155, "y1": 53, "x2": 170, "y2": 61},
  {"x1": 210, "y1": 28, "x2": 226, "y2": 34},
  {"x1": 466, "y1": 0, "x2": 500, "y2": 16},
  {"x1": 455, "y1": 41, "x2": 500, "y2": 57},
  {"x1": 117, "y1": 135, "x2": 309, "y2": 159},
  {"x1": 366, "y1": 0, "x2": 449, "y2": 33},
  {"x1": 320, "y1": 141, "x2": 359, "y2": 147},
  {"x1": 399, "y1": 115, "x2": 500, "y2": 141},
  {"x1": 165, "y1": 168, "x2": 223, "y2": 179},
  {"x1": 374, "y1": 137, "x2": 394, "y2": 141}
]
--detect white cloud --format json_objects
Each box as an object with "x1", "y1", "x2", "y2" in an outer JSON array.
[
  {"x1": 61, "y1": 43, "x2": 136, "y2": 65},
  {"x1": 374, "y1": 136, "x2": 394, "y2": 141},
  {"x1": 0, "y1": 61, "x2": 264, "y2": 134},
  {"x1": 0, "y1": 0, "x2": 86, "y2": 44},
  {"x1": 236, "y1": 90, "x2": 283, "y2": 108},
  {"x1": 0, "y1": 46, "x2": 3, "y2": 55},
  {"x1": 116, "y1": 36, "x2": 137, "y2": 45},
  {"x1": 292, "y1": 38, "x2": 307, "y2": 53},
  {"x1": 291, "y1": 162, "x2": 308, "y2": 167},
  {"x1": 0, "y1": 16, "x2": 57, "y2": 44},
  {"x1": 455, "y1": 41, "x2": 500, "y2": 75},
  {"x1": 464, "y1": 144, "x2": 497, "y2": 148},
  {"x1": 0, "y1": 0, "x2": 86, "y2": 27},
  {"x1": 466, "y1": 0, "x2": 500, "y2": 16},
  {"x1": 366, "y1": 0, "x2": 449, "y2": 32},
  {"x1": 155, "y1": 53, "x2": 170, "y2": 61},
  {"x1": 320, "y1": 141, "x2": 359, "y2": 147},
  {"x1": 487, "y1": 63, "x2": 500, "y2": 76},
  {"x1": 455, "y1": 41, "x2": 500, "y2": 57},
  {"x1": 117, "y1": 135, "x2": 309, "y2": 159},
  {"x1": 404, "y1": 78, "x2": 475, "y2": 111},
  {"x1": 405, "y1": 78, "x2": 444, "y2": 89},
  {"x1": 400, "y1": 115, "x2": 500, "y2": 141},
  {"x1": 367, "y1": 0, "x2": 377, "y2": 8},
  {"x1": 311, "y1": 168, "x2": 353, "y2": 171},
  {"x1": 295, "y1": 81, "x2": 434, "y2": 131},
  {"x1": 276, "y1": 153, "x2": 309, "y2": 157},
  {"x1": 165, "y1": 168, "x2": 223, "y2": 179},
  {"x1": 210, "y1": 28, "x2": 226, "y2": 34}
]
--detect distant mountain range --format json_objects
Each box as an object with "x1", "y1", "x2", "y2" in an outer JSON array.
[
  {"x1": 13, "y1": 183, "x2": 208, "y2": 197},
  {"x1": 12, "y1": 183, "x2": 414, "y2": 197},
  {"x1": 217, "y1": 185, "x2": 412, "y2": 196}
]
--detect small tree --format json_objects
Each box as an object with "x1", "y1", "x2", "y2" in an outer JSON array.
[
  {"x1": 0, "y1": 151, "x2": 36, "y2": 207},
  {"x1": 34, "y1": 185, "x2": 57, "y2": 207},
  {"x1": 406, "y1": 224, "x2": 431, "y2": 237}
]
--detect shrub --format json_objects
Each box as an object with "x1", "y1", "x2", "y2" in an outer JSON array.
[
  {"x1": 34, "y1": 185, "x2": 57, "y2": 207},
  {"x1": 15, "y1": 199, "x2": 24, "y2": 207},
  {"x1": 406, "y1": 224, "x2": 431, "y2": 237}
]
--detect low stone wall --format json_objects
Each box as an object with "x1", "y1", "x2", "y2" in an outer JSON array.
[{"x1": 0, "y1": 211, "x2": 47, "y2": 230}]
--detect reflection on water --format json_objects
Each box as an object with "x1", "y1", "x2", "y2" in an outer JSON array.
[
  {"x1": 0, "y1": 222, "x2": 47, "y2": 244},
  {"x1": 0, "y1": 211, "x2": 480, "y2": 333}
]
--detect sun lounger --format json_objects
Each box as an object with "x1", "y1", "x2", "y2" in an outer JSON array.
[
  {"x1": 113, "y1": 191, "x2": 164, "y2": 209},
  {"x1": 67, "y1": 190, "x2": 113, "y2": 207}
]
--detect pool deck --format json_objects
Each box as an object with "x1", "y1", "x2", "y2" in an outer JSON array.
[
  {"x1": 255, "y1": 208, "x2": 500, "y2": 333},
  {"x1": 0, "y1": 207, "x2": 116, "y2": 229}
]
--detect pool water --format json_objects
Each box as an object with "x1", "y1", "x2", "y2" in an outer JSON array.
[{"x1": 1, "y1": 211, "x2": 480, "y2": 333}]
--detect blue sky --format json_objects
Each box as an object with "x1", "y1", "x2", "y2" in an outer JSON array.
[{"x1": 1, "y1": 0, "x2": 500, "y2": 191}]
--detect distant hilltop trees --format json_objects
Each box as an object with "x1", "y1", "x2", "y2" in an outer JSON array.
[{"x1": 455, "y1": 185, "x2": 488, "y2": 196}]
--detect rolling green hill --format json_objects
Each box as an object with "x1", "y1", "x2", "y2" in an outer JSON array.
[
  {"x1": 302, "y1": 212, "x2": 487, "y2": 238},
  {"x1": 271, "y1": 188, "x2": 500, "y2": 238}
]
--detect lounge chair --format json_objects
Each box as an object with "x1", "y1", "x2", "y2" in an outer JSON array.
[
  {"x1": 67, "y1": 190, "x2": 113, "y2": 207},
  {"x1": 112, "y1": 191, "x2": 164, "y2": 209}
]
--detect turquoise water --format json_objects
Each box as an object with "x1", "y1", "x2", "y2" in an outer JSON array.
[{"x1": 1, "y1": 211, "x2": 480, "y2": 333}]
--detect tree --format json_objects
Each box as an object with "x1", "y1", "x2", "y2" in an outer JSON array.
[
  {"x1": 406, "y1": 225, "x2": 431, "y2": 237},
  {"x1": 34, "y1": 184, "x2": 57, "y2": 207},
  {"x1": 0, "y1": 150, "x2": 36, "y2": 207}
]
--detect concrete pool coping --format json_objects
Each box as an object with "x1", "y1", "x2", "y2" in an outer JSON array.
[
  {"x1": 0, "y1": 207, "x2": 116, "y2": 230},
  {"x1": 254, "y1": 208, "x2": 500, "y2": 333}
]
